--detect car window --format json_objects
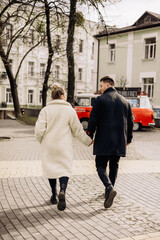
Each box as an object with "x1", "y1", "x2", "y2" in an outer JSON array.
[
  {"x1": 127, "y1": 98, "x2": 140, "y2": 108},
  {"x1": 140, "y1": 97, "x2": 152, "y2": 108},
  {"x1": 76, "y1": 97, "x2": 90, "y2": 106}
]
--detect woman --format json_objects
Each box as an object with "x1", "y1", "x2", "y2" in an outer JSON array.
[{"x1": 35, "y1": 84, "x2": 92, "y2": 211}]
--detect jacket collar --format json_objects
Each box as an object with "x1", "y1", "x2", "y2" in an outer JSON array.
[
  {"x1": 47, "y1": 99, "x2": 71, "y2": 106},
  {"x1": 103, "y1": 87, "x2": 116, "y2": 94}
]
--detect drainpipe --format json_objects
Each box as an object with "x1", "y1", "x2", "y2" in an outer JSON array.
[{"x1": 96, "y1": 38, "x2": 100, "y2": 92}]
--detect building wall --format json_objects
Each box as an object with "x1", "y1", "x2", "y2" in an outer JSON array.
[
  {"x1": 98, "y1": 34, "x2": 129, "y2": 87},
  {"x1": 97, "y1": 26, "x2": 160, "y2": 107},
  {"x1": 0, "y1": 19, "x2": 99, "y2": 107}
]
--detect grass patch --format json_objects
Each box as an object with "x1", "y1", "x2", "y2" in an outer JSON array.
[{"x1": 18, "y1": 115, "x2": 37, "y2": 126}]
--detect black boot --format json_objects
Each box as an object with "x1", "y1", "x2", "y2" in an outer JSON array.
[
  {"x1": 104, "y1": 186, "x2": 117, "y2": 209},
  {"x1": 50, "y1": 195, "x2": 57, "y2": 205},
  {"x1": 48, "y1": 179, "x2": 57, "y2": 205},
  {"x1": 57, "y1": 184, "x2": 66, "y2": 211}
]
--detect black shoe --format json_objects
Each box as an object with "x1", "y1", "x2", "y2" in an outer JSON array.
[
  {"x1": 104, "y1": 187, "x2": 117, "y2": 209},
  {"x1": 50, "y1": 195, "x2": 57, "y2": 205},
  {"x1": 57, "y1": 190, "x2": 66, "y2": 211}
]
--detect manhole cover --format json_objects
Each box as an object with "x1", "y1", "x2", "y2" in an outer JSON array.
[{"x1": 0, "y1": 137, "x2": 11, "y2": 142}]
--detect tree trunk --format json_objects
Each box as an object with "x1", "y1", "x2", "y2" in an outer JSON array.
[
  {"x1": 0, "y1": 44, "x2": 21, "y2": 118},
  {"x1": 66, "y1": 0, "x2": 77, "y2": 106},
  {"x1": 42, "y1": 63, "x2": 52, "y2": 107},
  {"x1": 42, "y1": 0, "x2": 54, "y2": 108}
]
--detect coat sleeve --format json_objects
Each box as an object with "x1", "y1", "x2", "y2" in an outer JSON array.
[
  {"x1": 35, "y1": 108, "x2": 47, "y2": 143},
  {"x1": 87, "y1": 97, "x2": 101, "y2": 139},
  {"x1": 69, "y1": 109, "x2": 92, "y2": 146},
  {"x1": 127, "y1": 103, "x2": 134, "y2": 143}
]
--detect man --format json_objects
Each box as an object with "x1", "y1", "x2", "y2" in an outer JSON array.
[{"x1": 87, "y1": 76, "x2": 133, "y2": 209}]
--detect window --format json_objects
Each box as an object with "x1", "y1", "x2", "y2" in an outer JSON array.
[
  {"x1": 76, "y1": 97, "x2": 90, "y2": 106},
  {"x1": 40, "y1": 32, "x2": 46, "y2": 46},
  {"x1": 40, "y1": 63, "x2": 45, "y2": 77},
  {"x1": 29, "y1": 29, "x2": 34, "y2": 45},
  {"x1": 78, "y1": 68, "x2": 83, "y2": 81},
  {"x1": 127, "y1": 98, "x2": 140, "y2": 108},
  {"x1": 55, "y1": 35, "x2": 61, "y2": 50},
  {"x1": 91, "y1": 70, "x2": 93, "y2": 81},
  {"x1": 144, "y1": 16, "x2": 151, "y2": 24},
  {"x1": 142, "y1": 78, "x2": 154, "y2": 98},
  {"x1": 109, "y1": 44, "x2": 115, "y2": 62},
  {"x1": 0, "y1": 72, "x2": 7, "y2": 79},
  {"x1": 28, "y1": 62, "x2": 34, "y2": 76},
  {"x1": 92, "y1": 42, "x2": 94, "y2": 55},
  {"x1": 39, "y1": 90, "x2": 42, "y2": 104},
  {"x1": 79, "y1": 40, "x2": 83, "y2": 53},
  {"x1": 9, "y1": 59, "x2": 13, "y2": 70},
  {"x1": 6, "y1": 88, "x2": 12, "y2": 103},
  {"x1": 55, "y1": 65, "x2": 60, "y2": 79},
  {"x1": 6, "y1": 24, "x2": 12, "y2": 41},
  {"x1": 28, "y1": 89, "x2": 34, "y2": 104},
  {"x1": 145, "y1": 38, "x2": 156, "y2": 59}
]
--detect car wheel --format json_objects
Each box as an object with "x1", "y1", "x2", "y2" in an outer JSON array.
[
  {"x1": 133, "y1": 122, "x2": 141, "y2": 131},
  {"x1": 81, "y1": 119, "x2": 89, "y2": 130}
]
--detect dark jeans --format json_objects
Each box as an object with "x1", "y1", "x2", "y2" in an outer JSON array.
[
  {"x1": 95, "y1": 155, "x2": 120, "y2": 188},
  {"x1": 48, "y1": 177, "x2": 69, "y2": 196}
]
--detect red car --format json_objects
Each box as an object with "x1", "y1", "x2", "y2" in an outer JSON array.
[{"x1": 74, "y1": 93, "x2": 155, "y2": 131}]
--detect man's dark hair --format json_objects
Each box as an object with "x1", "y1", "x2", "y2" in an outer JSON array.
[{"x1": 100, "y1": 76, "x2": 114, "y2": 86}]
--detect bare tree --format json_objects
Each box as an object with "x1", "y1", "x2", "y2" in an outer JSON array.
[
  {"x1": 36, "y1": 0, "x2": 69, "y2": 107},
  {"x1": 0, "y1": 0, "x2": 121, "y2": 114},
  {"x1": 41, "y1": 0, "x2": 54, "y2": 107},
  {"x1": 0, "y1": 0, "x2": 45, "y2": 117},
  {"x1": 66, "y1": 0, "x2": 122, "y2": 105},
  {"x1": 66, "y1": 0, "x2": 77, "y2": 105}
]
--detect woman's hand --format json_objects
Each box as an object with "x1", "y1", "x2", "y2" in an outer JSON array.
[{"x1": 89, "y1": 140, "x2": 94, "y2": 146}]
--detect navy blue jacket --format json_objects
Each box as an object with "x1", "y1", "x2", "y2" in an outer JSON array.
[{"x1": 87, "y1": 87, "x2": 133, "y2": 157}]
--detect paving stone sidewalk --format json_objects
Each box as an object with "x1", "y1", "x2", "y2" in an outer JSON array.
[{"x1": 0, "y1": 120, "x2": 160, "y2": 240}]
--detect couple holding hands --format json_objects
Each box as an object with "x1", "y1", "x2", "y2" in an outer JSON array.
[{"x1": 35, "y1": 76, "x2": 133, "y2": 211}]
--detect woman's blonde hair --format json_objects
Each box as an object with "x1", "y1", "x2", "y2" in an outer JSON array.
[{"x1": 50, "y1": 83, "x2": 65, "y2": 100}]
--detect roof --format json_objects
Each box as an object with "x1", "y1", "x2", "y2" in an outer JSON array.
[
  {"x1": 75, "y1": 93, "x2": 99, "y2": 97},
  {"x1": 95, "y1": 11, "x2": 160, "y2": 38}
]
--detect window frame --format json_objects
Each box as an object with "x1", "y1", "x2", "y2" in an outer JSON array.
[
  {"x1": 28, "y1": 62, "x2": 35, "y2": 77},
  {"x1": 79, "y1": 39, "x2": 83, "y2": 53},
  {"x1": 5, "y1": 88, "x2": 12, "y2": 103},
  {"x1": 55, "y1": 34, "x2": 61, "y2": 50},
  {"x1": 28, "y1": 89, "x2": 34, "y2": 104},
  {"x1": 39, "y1": 89, "x2": 42, "y2": 105},
  {"x1": 55, "y1": 65, "x2": 60, "y2": 79},
  {"x1": 108, "y1": 43, "x2": 116, "y2": 62},
  {"x1": 9, "y1": 59, "x2": 13, "y2": 70},
  {"x1": 40, "y1": 32, "x2": 46, "y2": 46},
  {"x1": 144, "y1": 37, "x2": 156, "y2": 59},
  {"x1": 40, "y1": 63, "x2": 45, "y2": 77},
  {"x1": 78, "y1": 68, "x2": 83, "y2": 81},
  {"x1": 142, "y1": 78, "x2": 154, "y2": 98},
  {"x1": 29, "y1": 29, "x2": 34, "y2": 45},
  {"x1": 6, "y1": 24, "x2": 12, "y2": 41}
]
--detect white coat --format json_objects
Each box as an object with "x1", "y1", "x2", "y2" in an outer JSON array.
[{"x1": 35, "y1": 99, "x2": 92, "y2": 178}]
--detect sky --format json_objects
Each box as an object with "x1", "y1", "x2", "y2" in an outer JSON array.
[{"x1": 86, "y1": 0, "x2": 160, "y2": 28}]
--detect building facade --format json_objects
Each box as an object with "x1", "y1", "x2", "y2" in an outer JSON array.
[
  {"x1": 95, "y1": 11, "x2": 160, "y2": 107},
  {"x1": 0, "y1": 17, "x2": 99, "y2": 108}
]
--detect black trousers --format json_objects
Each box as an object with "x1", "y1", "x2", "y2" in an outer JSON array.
[
  {"x1": 95, "y1": 155, "x2": 120, "y2": 188},
  {"x1": 48, "y1": 177, "x2": 69, "y2": 196}
]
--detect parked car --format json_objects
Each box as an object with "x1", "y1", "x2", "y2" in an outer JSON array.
[
  {"x1": 127, "y1": 95, "x2": 154, "y2": 131},
  {"x1": 74, "y1": 92, "x2": 155, "y2": 131},
  {"x1": 74, "y1": 93, "x2": 99, "y2": 130}
]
